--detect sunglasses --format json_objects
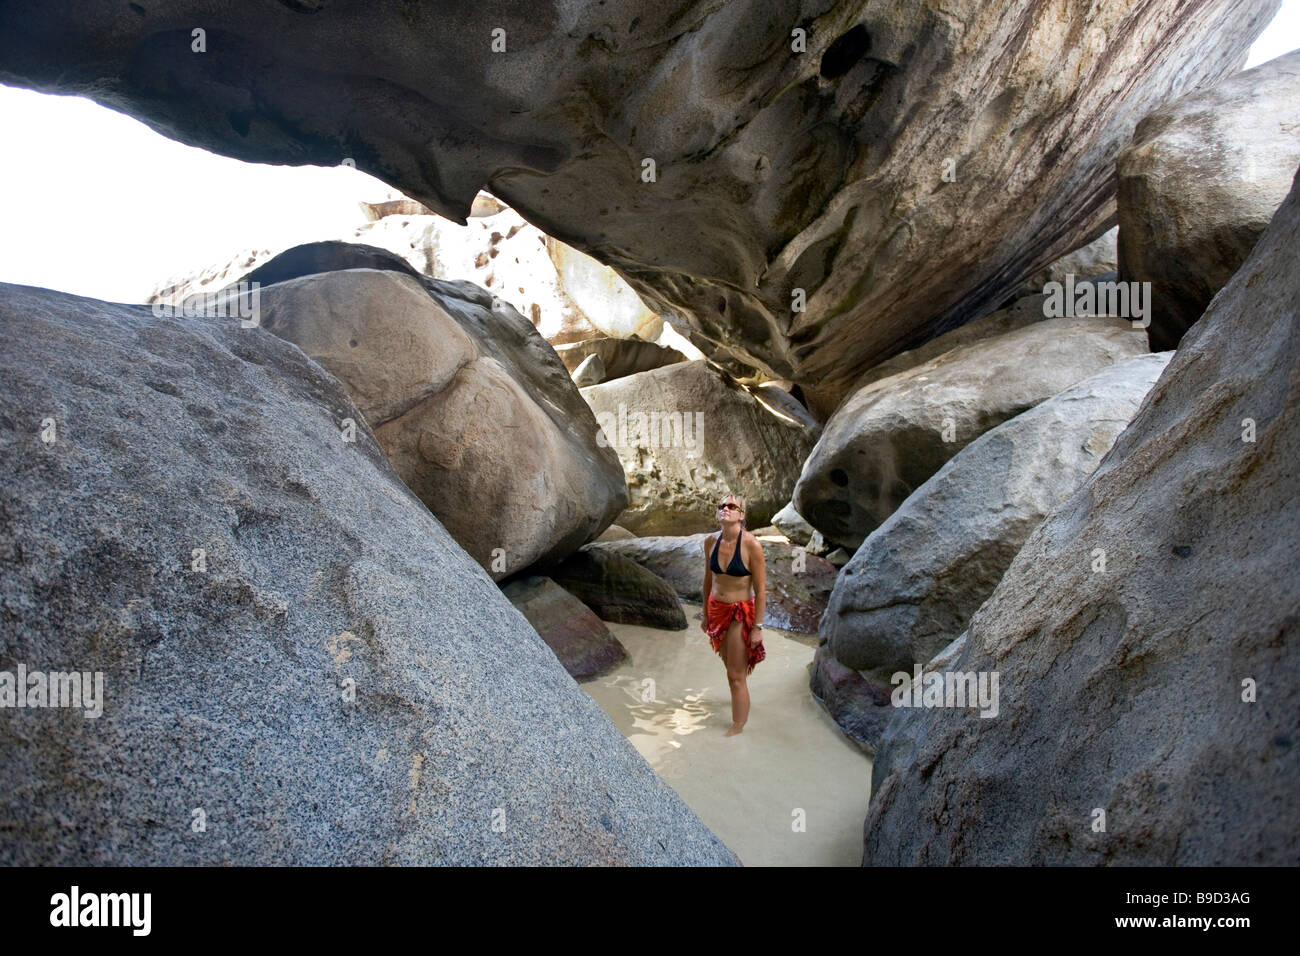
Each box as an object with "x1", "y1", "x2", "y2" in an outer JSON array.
[{"x1": 718, "y1": 502, "x2": 742, "y2": 511}]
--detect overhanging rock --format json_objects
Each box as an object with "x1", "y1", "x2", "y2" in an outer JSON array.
[{"x1": 0, "y1": 0, "x2": 1276, "y2": 409}]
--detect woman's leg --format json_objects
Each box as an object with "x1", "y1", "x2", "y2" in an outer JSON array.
[{"x1": 723, "y1": 618, "x2": 750, "y2": 735}]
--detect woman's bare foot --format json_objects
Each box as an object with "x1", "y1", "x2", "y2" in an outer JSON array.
[{"x1": 724, "y1": 723, "x2": 744, "y2": 736}]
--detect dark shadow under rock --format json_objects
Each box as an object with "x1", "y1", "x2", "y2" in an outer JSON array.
[
  {"x1": 545, "y1": 548, "x2": 687, "y2": 630},
  {"x1": 808, "y1": 646, "x2": 895, "y2": 755},
  {"x1": 502, "y1": 576, "x2": 630, "y2": 680}
]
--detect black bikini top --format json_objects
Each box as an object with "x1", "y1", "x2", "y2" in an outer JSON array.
[{"x1": 710, "y1": 534, "x2": 750, "y2": 577}]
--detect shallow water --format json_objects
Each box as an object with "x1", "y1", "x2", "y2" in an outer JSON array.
[{"x1": 581, "y1": 602, "x2": 873, "y2": 866}]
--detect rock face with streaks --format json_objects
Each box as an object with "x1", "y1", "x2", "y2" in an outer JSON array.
[
  {"x1": 0, "y1": 282, "x2": 736, "y2": 865},
  {"x1": 0, "y1": 0, "x2": 1274, "y2": 407},
  {"x1": 794, "y1": 317, "x2": 1149, "y2": 548},
  {"x1": 840, "y1": 275, "x2": 1121, "y2": 399},
  {"x1": 555, "y1": 337, "x2": 688, "y2": 383},
  {"x1": 225, "y1": 242, "x2": 628, "y2": 580},
  {"x1": 1118, "y1": 50, "x2": 1300, "y2": 349},
  {"x1": 581, "y1": 360, "x2": 817, "y2": 536},
  {"x1": 862, "y1": 171, "x2": 1300, "y2": 866},
  {"x1": 1007, "y1": 227, "x2": 1118, "y2": 301}
]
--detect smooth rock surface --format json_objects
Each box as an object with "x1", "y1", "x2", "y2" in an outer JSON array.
[
  {"x1": 811, "y1": 629, "x2": 973, "y2": 761},
  {"x1": 501, "y1": 576, "x2": 629, "y2": 680},
  {"x1": 839, "y1": 277, "x2": 1117, "y2": 406},
  {"x1": 824, "y1": 548, "x2": 852, "y2": 568},
  {"x1": 214, "y1": 239, "x2": 423, "y2": 292},
  {"x1": 751, "y1": 382, "x2": 823, "y2": 432},
  {"x1": 582, "y1": 360, "x2": 817, "y2": 535},
  {"x1": 0, "y1": 1, "x2": 1273, "y2": 404},
  {"x1": 545, "y1": 237, "x2": 664, "y2": 342},
  {"x1": 809, "y1": 648, "x2": 895, "y2": 755},
  {"x1": 823, "y1": 351, "x2": 1173, "y2": 677},
  {"x1": 862, "y1": 170, "x2": 1300, "y2": 866},
  {"x1": 0, "y1": 281, "x2": 735, "y2": 866},
  {"x1": 1118, "y1": 50, "x2": 1300, "y2": 350},
  {"x1": 794, "y1": 317, "x2": 1150, "y2": 547},
  {"x1": 771, "y1": 502, "x2": 817, "y2": 548},
  {"x1": 547, "y1": 548, "x2": 688, "y2": 631},
  {"x1": 864, "y1": 633, "x2": 969, "y2": 785},
  {"x1": 233, "y1": 245, "x2": 627, "y2": 580}
]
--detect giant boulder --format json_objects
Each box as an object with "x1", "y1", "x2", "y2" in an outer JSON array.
[
  {"x1": 823, "y1": 351, "x2": 1173, "y2": 678},
  {"x1": 862, "y1": 169, "x2": 1300, "y2": 866},
  {"x1": 227, "y1": 244, "x2": 628, "y2": 580},
  {"x1": 0, "y1": 281, "x2": 735, "y2": 865},
  {"x1": 546, "y1": 548, "x2": 688, "y2": 630},
  {"x1": 794, "y1": 317, "x2": 1149, "y2": 548},
  {"x1": 1117, "y1": 50, "x2": 1300, "y2": 350},
  {"x1": 582, "y1": 360, "x2": 816, "y2": 535}
]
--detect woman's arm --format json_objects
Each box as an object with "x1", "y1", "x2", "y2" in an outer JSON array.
[
  {"x1": 749, "y1": 535, "x2": 766, "y2": 639},
  {"x1": 701, "y1": 535, "x2": 714, "y2": 630}
]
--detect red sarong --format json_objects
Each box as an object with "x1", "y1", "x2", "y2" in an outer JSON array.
[{"x1": 705, "y1": 594, "x2": 766, "y2": 675}]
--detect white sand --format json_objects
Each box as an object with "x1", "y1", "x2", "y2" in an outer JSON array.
[{"x1": 580, "y1": 602, "x2": 873, "y2": 866}]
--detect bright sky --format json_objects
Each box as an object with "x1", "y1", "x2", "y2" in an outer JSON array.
[{"x1": 0, "y1": 5, "x2": 1296, "y2": 304}]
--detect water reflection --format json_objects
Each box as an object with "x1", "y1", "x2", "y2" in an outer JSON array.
[{"x1": 604, "y1": 675, "x2": 716, "y2": 740}]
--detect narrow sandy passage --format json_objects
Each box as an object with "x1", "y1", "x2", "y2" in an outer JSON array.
[{"x1": 581, "y1": 602, "x2": 873, "y2": 866}]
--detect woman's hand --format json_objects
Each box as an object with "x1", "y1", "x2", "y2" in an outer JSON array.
[{"x1": 751, "y1": 624, "x2": 764, "y2": 645}]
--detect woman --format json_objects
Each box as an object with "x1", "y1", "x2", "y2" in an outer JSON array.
[{"x1": 701, "y1": 493, "x2": 766, "y2": 736}]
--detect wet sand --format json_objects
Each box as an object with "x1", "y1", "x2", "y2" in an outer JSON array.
[{"x1": 580, "y1": 602, "x2": 873, "y2": 866}]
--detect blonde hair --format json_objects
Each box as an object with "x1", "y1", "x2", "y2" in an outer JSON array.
[{"x1": 718, "y1": 493, "x2": 747, "y2": 529}]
